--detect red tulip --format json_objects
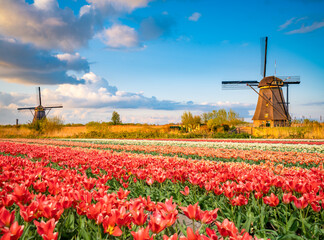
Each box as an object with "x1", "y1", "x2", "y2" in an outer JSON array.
[
  {"x1": 0, "y1": 207, "x2": 15, "y2": 228},
  {"x1": 282, "y1": 192, "x2": 295, "y2": 204},
  {"x1": 130, "y1": 207, "x2": 148, "y2": 226},
  {"x1": 0, "y1": 221, "x2": 24, "y2": 240},
  {"x1": 117, "y1": 187, "x2": 130, "y2": 200},
  {"x1": 19, "y1": 201, "x2": 41, "y2": 222},
  {"x1": 216, "y1": 219, "x2": 238, "y2": 238},
  {"x1": 180, "y1": 186, "x2": 190, "y2": 196},
  {"x1": 102, "y1": 213, "x2": 123, "y2": 236},
  {"x1": 294, "y1": 196, "x2": 308, "y2": 209},
  {"x1": 179, "y1": 202, "x2": 201, "y2": 221},
  {"x1": 163, "y1": 233, "x2": 178, "y2": 240},
  {"x1": 205, "y1": 228, "x2": 218, "y2": 240},
  {"x1": 149, "y1": 212, "x2": 168, "y2": 233},
  {"x1": 200, "y1": 208, "x2": 219, "y2": 224},
  {"x1": 34, "y1": 218, "x2": 58, "y2": 240},
  {"x1": 179, "y1": 227, "x2": 206, "y2": 240},
  {"x1": 263, "y1": 193, "x2": 279, "y2": 207},
  {"x1": 131, "y1": 226, "x2": 153, "y2": 240}
]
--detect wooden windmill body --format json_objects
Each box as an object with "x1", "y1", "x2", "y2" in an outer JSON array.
[
  {"x1": 222, "y1": 37, "x2": 300, "y2": 127},
  {"x1": 252, "y1": 76, "x2": 290, "y2": 127},
  {"x1": 17, "y1": 87, "x2": 63, "y2": 122}
]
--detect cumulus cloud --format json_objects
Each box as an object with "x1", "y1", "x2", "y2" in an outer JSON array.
[
  {"x1": 188, "y1": 12, "x2": 201, "y2": 22},
  {"x1": 0, "y1": 0, "x2": 98, "y2": 51},
  {"x1": 0, "y1": 0, "x2": 151, "y2": 52},
  {"x1": 97, "y1": 24, "x2": 142, "y2": 49},
  {"x1": 286, "y1": 20, "x2": 324, "y2": 34},
  {"x1": 0, "y1": 39, "x2": 88, "y2": 85},
  {"x1": 2, "y1": 71, "x2": 253, "y2": 114}
]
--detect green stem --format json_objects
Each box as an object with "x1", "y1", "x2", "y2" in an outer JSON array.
[
  {"x1": 300, "y1": 209, "x2": 306, "y2": 235},
  {"x1": 192, "y1": 219, "x2": 195, "y2": 233}
]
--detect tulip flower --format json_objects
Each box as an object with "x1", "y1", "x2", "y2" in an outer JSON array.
[
  {"x1": 0, "y1": 207, "x2": 15, "y2": 228},
  {"x1": 180, "y1": 186, "x2": 190, "y2": 196},
  {"x1": 163, "y1": 233, "x2": 178, "y2": 240},
  {"x1": 179, "y1": 227, "x2": 207, "y2": 240},
  {"x1": 263, "y1": 193, "x2": 279, "y2": 207},
  {"x1": 0, "y1": 221, "x2": 24, "y2": 240},
  {"x1": 117, "y1": 188, "x2": 130, "y2": 200},
  {"x1": 149, "y1": 212, "x2": 168, "y2": 233},
  {"x1": 130, "y1": 207, "x2": 148, "y2": 226},
  {"x1": 205, "y1": 228, "x2": 218, "y2": 240},
  {"x1": 102, "y1": 213, "x2": 123, "y2": 237},
  {"x1": 34, "y1": 218, "x2": 58, "y2": 240},
  {"x1": 294, "y1": 196, "x2": 308, "y2": 209},
  {"x1": 131, "y1": 226, "x2": 153, "y2": 240},
  {"x1": 179, "y1": 202, "x2": 201, "y2": 221},
  {"x1": 216, "y1": 219, "x2": 238, "y2": 238}
]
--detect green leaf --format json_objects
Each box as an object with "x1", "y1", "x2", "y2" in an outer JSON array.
[
  {"x1": 277, "y1": 233, "x2": 304, "y2": 240},
  {"x1": 286, "y1": 216, "x2": 297, "y2": 231},
  {"x1": 242, "y1": 211, "x2": 254, "y2": 232},
  {"x1": 178, "y1": 221, "x2": 187, "y2": 236},
  {"x1": 80, "y1": 228, "x2": 91, "y2": 240}
]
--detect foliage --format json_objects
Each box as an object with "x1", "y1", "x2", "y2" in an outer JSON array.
[
  {"x1": 28, "y1": 116, "x2": 64, "y2": 134},
  {"x1": 181, "y1": 111, "x2": 201, "y2": 132},
  {"x1": 111, "y1": 111, "x2": 122, "y2": 125},
  {"x1": 204, "y1": 109, "x2": 244, "y2": 132}
]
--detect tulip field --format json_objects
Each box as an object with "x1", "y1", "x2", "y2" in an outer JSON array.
[{"x1": 0, "y1": 139, "x2": 324, "y2": 240}]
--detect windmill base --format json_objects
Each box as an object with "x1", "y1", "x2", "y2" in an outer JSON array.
[{"x1": 253, "y1": 120, "x2": 290, "y2": 128}]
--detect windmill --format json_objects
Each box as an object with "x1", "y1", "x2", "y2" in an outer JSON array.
[
  {"x1": 17, "y1": 87, "x2": 63, "y2": 122},
  {"x1": 222, "y1": 37, "x2": 300, "y2": 127}
]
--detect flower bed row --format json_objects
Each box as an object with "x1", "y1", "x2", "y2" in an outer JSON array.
[
  {"x1": 1, "y1": 140, "x2": 324, "y2": 239},
  {"x1": 1, "y1": 152, "x2": 257, "y2": 240},
  {"x1": 5, "y1": 139, "x2": 324, "y2": 168},
  {"x1": 5, "y1": 138, "x2": 324, "y2": 153}
]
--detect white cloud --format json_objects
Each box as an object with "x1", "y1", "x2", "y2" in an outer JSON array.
[
  {"x1": 87, "y1": 0, "x2": 151, "y2": 12},
  {"x1": 188, "y1": 12, "x2": 201, "y2": 22},
  {"x1": 286, "y1": 20, "x2": 324, "y2": 34},
  {"x1": 0, "y1": 39, "x2": 88, "y2": 85},
  {"x1": 0, "y1": 0, "x2": 151, "y2": 52},
  {"x1": 98, "y1": 25, "x2": 141, "y2": 49},
  {"x1": 33, "y1": 0, "x2": 58, "y2": 11},
  {"x1": 278, "y1": 17, "x2": 296, "y2": 31}
]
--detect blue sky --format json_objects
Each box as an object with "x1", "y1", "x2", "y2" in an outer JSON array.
[{"x1": 0, "y1": 0, "x2": 323, "y2": 124}]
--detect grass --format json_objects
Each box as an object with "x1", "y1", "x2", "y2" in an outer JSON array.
[{"x1": 0, "y1": 123, "x2": 323, "y2": 139}]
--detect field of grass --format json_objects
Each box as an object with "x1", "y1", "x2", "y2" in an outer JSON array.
[{"x1": 1, "y1": 123, "x2": 323, "y2": 139}]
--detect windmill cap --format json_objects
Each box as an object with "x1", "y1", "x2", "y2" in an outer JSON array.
[{"x1": 258, "y1": 76, "x2": 283, "y2": 88}]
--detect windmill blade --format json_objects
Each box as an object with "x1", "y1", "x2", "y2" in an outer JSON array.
[
  {"x1": 44, "y1": 105, "x2": 63, "y2": 109},
  {"x1": 260, "y1": 37, "x2": 268, "y2": 78},
  {"x1": 17, "y1": 107, "x2": 36, "y2": 110},
  {"x1": 38, "y1": 87, "x2": 42, "y2": 106},
  {"x1": 222, "y1": 80, "x2": 259, "y2": 90},
  {"x1": 277, "y1": 76, "x2": 300, "y2": 85}
]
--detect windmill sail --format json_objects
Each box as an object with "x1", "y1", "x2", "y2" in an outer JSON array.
[
  {"x1": 17, "y1": 87, "x2": 63, "y2": 122},
  {"x1": 221, "y1": 37, "x2": 300, "y2": 127}
]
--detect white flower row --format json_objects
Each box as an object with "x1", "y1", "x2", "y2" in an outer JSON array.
[{"x1": 63, "y1": 138, "x2": 324, "y2": 153}]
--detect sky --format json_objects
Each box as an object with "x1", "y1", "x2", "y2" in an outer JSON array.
[{"x1": 0, "y1": 0, "x2": 324, "y2": 125}]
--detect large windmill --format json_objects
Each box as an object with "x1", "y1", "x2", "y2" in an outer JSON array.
[
  {"x1": 222, "y1": 37, "x2": 300, "y2": 127},
  {"x1": 17, "y1": 87, "x2": 63, "y2": 122}
]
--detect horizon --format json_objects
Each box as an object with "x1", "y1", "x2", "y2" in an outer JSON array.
[{"x1": 0, "y1": 0, "x2": 324, "y2": 125}]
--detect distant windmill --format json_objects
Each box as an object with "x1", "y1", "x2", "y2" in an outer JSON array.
[
  {"x1": 222, "y1": 37, "x2": 300, "y2": 127},
  {"x1": 17, "y1": 87, "x2": 63, "y2": 122}
]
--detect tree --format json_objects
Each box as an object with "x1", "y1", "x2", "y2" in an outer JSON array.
[
  {"x1": 111, "y1": 111, "x2": 122, "y2": 125},
  {"x1": 205, "y1": 109, "x2": 243, "y2": 132},
  {"x1": 181, "y1": 111, "x2": 201, "y2": 131}
]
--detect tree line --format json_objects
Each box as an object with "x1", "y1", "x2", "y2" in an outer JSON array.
[{"x1": 181, "y1": 109, "x2": 244, "y2": 132}]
